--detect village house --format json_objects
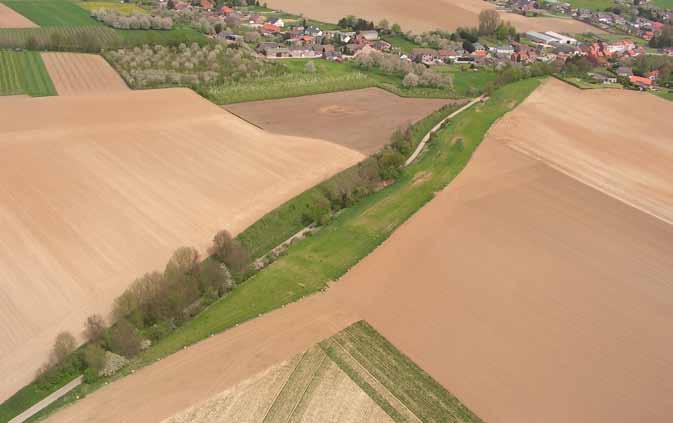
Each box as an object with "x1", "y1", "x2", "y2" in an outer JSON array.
[
  {"x1": 199, "y1": 0, "x2": 213, "y2": 11},
  {"x1": 267, "y1": 17, "x2": 285, "y2": 28},
  {"x1": 590, "y1": 73, "x2": 618, "y2": 84},
  {"x1": 411, "y1": 48, "x2": 439, "y2": 64},
  {"x1": 616, "y1": 66, "x2": 633, "y2": 77},
  {"x1": 219, "y1": 5, "x2": 234, "y2": 15},
  {"x1": 262, "y1": 23, "x2": 281, "y2": 35},
  {"x1": 490, "y1": 45, "x2": 515, "y2": 56},
  {"x1": 324, "y1": 30, "x2": 356, "y2": 44},
  {"x1": 357, "y1": 30, "x2": 379, "y2": 43},
  {"x1": 630, "y1": 75, "x2": 653, "y2": 89}
]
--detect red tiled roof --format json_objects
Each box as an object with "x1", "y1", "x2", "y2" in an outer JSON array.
[{"x1": 630, "y1": 75, "x2": 652, "y2": 86}]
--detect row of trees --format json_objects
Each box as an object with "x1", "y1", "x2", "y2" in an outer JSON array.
[
  {"x1": 106, "y1": 42, "x2": 283, "y2": 88},
  {"x1": 36, "y1": 228, "x2": 250, "y2": 387}
]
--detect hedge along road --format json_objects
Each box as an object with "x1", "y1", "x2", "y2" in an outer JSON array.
[{"x1": 39, "y1": 79, "x2": 543, "y2": 423}]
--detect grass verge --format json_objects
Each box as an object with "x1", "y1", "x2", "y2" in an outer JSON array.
[{"x1": 13, "y1": 77, "x2": 541, "y2": 423}]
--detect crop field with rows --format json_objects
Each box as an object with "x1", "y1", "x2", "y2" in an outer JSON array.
[{"x1": 0, "y1": 49, "x2": 55, "y2": 96}]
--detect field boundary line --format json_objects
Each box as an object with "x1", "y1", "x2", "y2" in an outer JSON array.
[
  {"x1": 285, "y1": 352, "x2": 328, "y2": 422},
  {"x1": 405, "y1": 95, "x2": 484, "y2": 167},
  {"x1": 261, "y1": 351, "x2": 306, "y2": 423},
  {"x1": 223, "y1": 107, "x2": 266, "y2": 130},
  {"x1": 331, "y1": 337, "x2": 423, "y2": 423}
]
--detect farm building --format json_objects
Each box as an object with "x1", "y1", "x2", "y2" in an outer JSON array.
[
  {"x1": 545, "y1": 31, "x2": 577, "y2": 45},
  {"x1": 526, "y1": 31, "x2": 577, "y2": 45}
]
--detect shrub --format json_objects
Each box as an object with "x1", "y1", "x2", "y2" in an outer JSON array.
[
  {"x1": 108, "y1": 319, "x2": 142, "y2": 358},
  {"x1": 403, "y1": 72, "x2": 419, "y2": 87},
  {"x1": 209, "y1": 230, "x2": 250, "y2": 274},
  {"x1": 51, "y1": 332, "x2": 77, "y2": 367},
  {"x1": 83, "y1": 314, "x2": 106, "y2": 343},
  {"x1": 83, "y1": 344, "x2": 106, "y2": 375},
  {"x1": 304, "y1": 61, "x2": 316, "y2": 73}
]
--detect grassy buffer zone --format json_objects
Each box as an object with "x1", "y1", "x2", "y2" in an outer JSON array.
[{"x1": 4, "y1": 77, "x2": 543, "y2": 423}]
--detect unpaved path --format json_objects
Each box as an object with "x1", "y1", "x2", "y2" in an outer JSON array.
[{"x1": 405, "y1": 95, "x2": 483, "y2": 166}]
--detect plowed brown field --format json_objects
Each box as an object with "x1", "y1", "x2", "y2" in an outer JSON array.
[
  {"x1": 0, "y1": 88, "x2": 364, "y2": 402},
  {"x1": 489, "y1": 78, "x2": 673, "y2": 224},
  {"x1": 226, "y1": 88, "x2": 458, "y2": 154},
  {"x1": 43, "y1": 87, "x2": 673, "y2": 423},
  {"x1": 40, "y1": 52, "x2": 129, "y2": 96},
  {"x1": 0, "y1": 3, "x2": 37, "y2": 28},
  {"x1": 266, "y1": 0, "x2": 603, "y2": 33}
]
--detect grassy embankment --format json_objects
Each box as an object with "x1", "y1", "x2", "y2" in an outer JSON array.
[
  {"x1": 655, "y1": 90, "x2": 673, "y2": 101},
  {"x1": 22, "y1": 77, "x2": 541, "y2": 423},
  {"x1": 204, "y1": 59, "x2": 496, "y2": 104},
  {"x1": 0, "y1": 49, "x2": 56, "y2": 96}
]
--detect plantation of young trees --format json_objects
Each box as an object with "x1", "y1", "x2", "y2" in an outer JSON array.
[
  {"x1": 354, "y1": 50, "x2": 452, "y2": 89},
  {"x1": 90, "y1": 9, "x2": 173, "y2": 30},
  {"x1": 105, "y1": 42, "x2": 282, "y2": 88}
]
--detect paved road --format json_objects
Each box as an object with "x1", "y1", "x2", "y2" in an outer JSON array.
[
  {"x1": 405, "y1": 96, "x2": 484, "y2": 167},
  {"x1": 8, "y1": 376, "x2": 83, "y2": 423}
]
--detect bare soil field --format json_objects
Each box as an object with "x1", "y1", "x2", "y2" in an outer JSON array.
[
  {"x1": 226, "y1": 88, "x2": 457, "y2": 155},
  {"x1": 265, "y1": 0, "x2": 603, "y2": 34},
  {"x1": 490, "y1": 78, "x2": 673, "y2": 224},
  {"x1": 40, "y1": 52, "x2": 129, "y2": 96},
  {"x1": 42, "y1": 89, "x2": 673, "y2": 423},
  {"x1": 0, "y1": 88, "x2": 364, "y2": 402},
  {"x1": 0, "y1": 3, "x2": 37, "y2": 28}
]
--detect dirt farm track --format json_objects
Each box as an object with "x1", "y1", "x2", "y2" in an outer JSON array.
[
  {"x1": 44, "y1": 85, "x2": 673, "y2": 423},
  {"x1": 266, "y1": 0, "x2": 603, "y2": 34},
  {"x1": 0, "y1": 89, "x2": 364, "y2": 402}
]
